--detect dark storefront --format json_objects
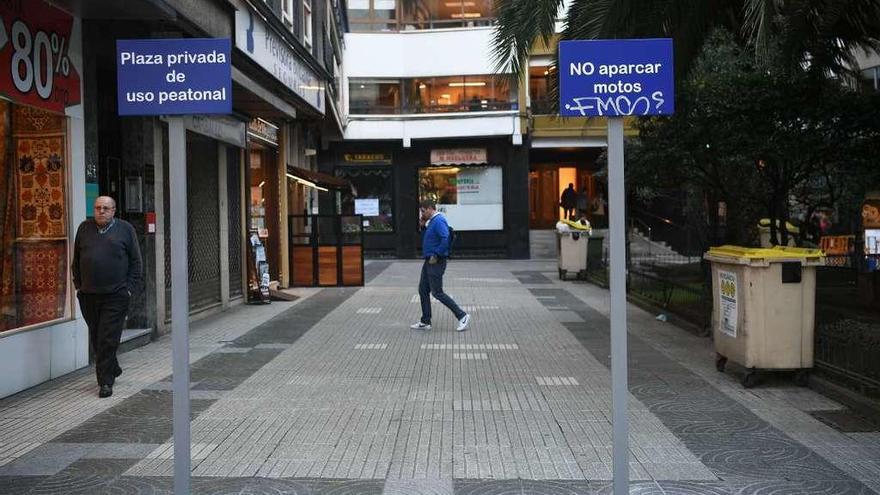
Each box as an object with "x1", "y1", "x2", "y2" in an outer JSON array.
[{"x1": 320, "y1": 138, "x2": 529, "y2": 259}]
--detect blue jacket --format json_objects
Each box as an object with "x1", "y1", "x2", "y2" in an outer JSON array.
[{"x1": 422, "y1": 213, "x2": 449, "y2": 258}]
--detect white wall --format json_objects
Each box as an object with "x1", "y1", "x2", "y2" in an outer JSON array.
[
  {"x1": 344, "y1": 28, "x2": 503, "y2": 78},
  {"x1": 345, "y1": 112, "x2": 518, "y2": 141}
]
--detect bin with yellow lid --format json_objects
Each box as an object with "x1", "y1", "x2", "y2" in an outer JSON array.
[{"x1": 703, "y1": 245, "x2": 825, "y2": 388}]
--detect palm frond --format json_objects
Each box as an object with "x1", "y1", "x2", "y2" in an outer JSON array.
[{"x1": 491, "y1": 0, "x2": 563, "y2": 79}]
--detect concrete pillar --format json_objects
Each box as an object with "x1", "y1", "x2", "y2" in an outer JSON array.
[{"x1": 218, "y1": 143, "x2": 230, "y2": 307}]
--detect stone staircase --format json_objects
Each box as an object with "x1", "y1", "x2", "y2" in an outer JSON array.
[{"x1": 529, "y1": 230, "x2": 558, "y2": 259}]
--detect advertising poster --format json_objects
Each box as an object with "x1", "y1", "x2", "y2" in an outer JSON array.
[{"x1": 719, "y1": 270, "x2": 738, "y2": 337}]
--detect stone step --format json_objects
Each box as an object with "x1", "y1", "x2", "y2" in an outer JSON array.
[{"x1": 119, "y1": 328, "x2": 152, "y2": 354}]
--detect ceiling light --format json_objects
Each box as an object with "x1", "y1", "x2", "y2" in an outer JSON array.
[
  {"x1": 451, "y1": 12, "x2": 481, "y2": 18},
  {"x1": 449, "y1": 81, "x2": 486, "y2": 87},
  {"x1": 543, "y1": 70, "x2": 549, "y2": 75},
  {"x1": 258, "y1": 180, "x2": 266, "y2": 188},
  {"x1": 419, "y1": 83, "x2": 426, "y2": 89},
  {"x1": 445, "y1": 1, "x2": 475, "y2": 6},
  {"x1": 440, "y1": 94, "x2": 451, "y2": 99}
]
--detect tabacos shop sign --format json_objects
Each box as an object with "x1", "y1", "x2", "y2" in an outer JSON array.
[{"x1": 0, "y1": 0, "x2": 81, "y2": 113}]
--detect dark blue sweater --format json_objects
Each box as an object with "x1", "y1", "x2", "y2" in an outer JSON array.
[{"x1": 422, "y1": 213, "x2": 449, "y2": 258}]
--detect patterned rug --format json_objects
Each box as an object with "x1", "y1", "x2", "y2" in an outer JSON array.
[
  {"x1": 14, "y1": 240, "x2": 67, "y2": 327},
  {"x1": 15, "y1": 134, "x2": 67, "y2": 239}
]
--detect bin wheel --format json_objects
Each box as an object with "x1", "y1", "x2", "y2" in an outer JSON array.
[
  {"x1": 715, "y1": 355, "x2": 727, "y2": 373},
  {"x1": 794, "y1": 369, "x2": 810, "y2": 387},
  {"x1": 742, "y1": 370, "x2": 758, "y2": 389}
]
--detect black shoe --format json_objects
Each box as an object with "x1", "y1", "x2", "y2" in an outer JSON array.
[
  {"x1": 114, "y1": 366, "x2": 123, "y2": 378},
  {"x1": 99, "y1": 384, "x2": 113, "y2": 398}
]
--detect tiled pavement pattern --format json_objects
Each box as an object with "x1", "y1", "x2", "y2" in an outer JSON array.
[{"x1": 0, "y1": 260, "x2": 878, "y2": 493}]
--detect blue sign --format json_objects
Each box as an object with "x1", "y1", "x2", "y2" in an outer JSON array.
[
  {"x1": 117, "y1": 38, "x2": 232, "y2": 115},
  {"x1": 559, "y1": 38, "x2": 674, "y2": 117}
]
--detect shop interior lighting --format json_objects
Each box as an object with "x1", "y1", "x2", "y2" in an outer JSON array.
[
  {"x1": 449, "y1": 81, "x2": 486, "y2": 87},
  {"x1": 258, "y1": 181, "x2": 266, "y2": 188},
  {"x1": 419, "y1": 83, "x2": 427, "y2": 89},
  {"x1": 444, "y1": 1, "x2": 475, "y2": 6},
  {"x1": 451, "y1": 12, "x2": 481, "y2": 18}
]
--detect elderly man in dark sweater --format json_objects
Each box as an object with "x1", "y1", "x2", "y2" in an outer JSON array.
[{"x1": 72, "y1": 196, "x2": 143, "y2": 398}]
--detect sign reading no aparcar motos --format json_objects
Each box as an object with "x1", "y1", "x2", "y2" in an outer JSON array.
[
  {"x1": 559, "y1": 38, "x2": 674, "y2": 117},
  {"x1": 117, "y1": 38, "x2": 231, "y2": 115}
]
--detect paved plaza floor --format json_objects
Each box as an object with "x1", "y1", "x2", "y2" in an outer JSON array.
[{"x1": 1, "y1": 260, "x2": 879, "y2": 494}]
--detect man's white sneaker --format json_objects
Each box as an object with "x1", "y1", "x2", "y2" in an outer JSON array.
[
  {"x1": 456, "y1": 313, "x2": 471, "y2": 332},
  {"x1": 410, "y1": 322, "x2": 431, "y2": 330}
]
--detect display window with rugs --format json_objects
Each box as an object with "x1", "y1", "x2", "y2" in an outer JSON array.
[
  {"x1": 418, "y1": 157, "x2": 503, "y2": 231},
  {"x1": 0, "y1": 101, "x2": 72, "y2": 333}
]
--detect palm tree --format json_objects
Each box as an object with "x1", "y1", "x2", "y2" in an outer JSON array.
[{"x1": 492, "y1": 0, "x2": 880, "y2": 83}]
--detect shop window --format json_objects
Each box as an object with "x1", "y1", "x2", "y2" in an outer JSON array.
[
  {"x1": 349, "y1": 79, "x2": 401, "y2": 114},
  {"x1": 336, "y1": 167, "x2": 394, "y2": 232},
  {"x1": 418, "y1": 165, "x2": 503, "y2": 231},
  {"x1": 0, "y1": 101, "x2": 71, "y2": 333},
  {"x1": 351, "y1": 75, "x2": 514, "y2": 114}
]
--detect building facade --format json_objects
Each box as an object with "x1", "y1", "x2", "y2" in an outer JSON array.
[
  {"x1": 0, "y1": 0, "x2": 347, "y2": 398},
  {"x1": 320, "y1": 9, "x2": 530, "y2": 258}
]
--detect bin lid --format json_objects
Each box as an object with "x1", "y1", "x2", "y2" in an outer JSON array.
[{"x1": 704, "y1": 245, "x2": 825, "y2": 266}]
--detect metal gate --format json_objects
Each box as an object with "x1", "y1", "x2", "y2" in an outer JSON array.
[{"x1": 227, "y1": 147, "x2": 243, "y2": 299}]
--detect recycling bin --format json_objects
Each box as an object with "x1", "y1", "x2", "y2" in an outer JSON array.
[
  {"x1": 703, "y1": 246, "x2": 824, "y2": 387},
  {"x1": 558, "y1": 231, "x2": 589, "y2": 280}
]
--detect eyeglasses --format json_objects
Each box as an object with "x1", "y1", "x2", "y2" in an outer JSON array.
[{"x1": 94, "y1": 206, "x2": 115, "y2": 211}]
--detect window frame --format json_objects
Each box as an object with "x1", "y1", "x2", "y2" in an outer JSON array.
[
  {"x1": 282, "y1": 0, "x2": 295, "y2": 29},
  {"x1": 303, "y1": 0, "x2": 313, "y2": 50}
]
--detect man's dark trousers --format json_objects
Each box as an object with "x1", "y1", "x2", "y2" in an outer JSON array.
[
  {"x1": 418, "y1": 258, "x2": 466, "y2": 324},
  {"x1": 78, "y1": 292, "x2": 129, "y2": 386}
]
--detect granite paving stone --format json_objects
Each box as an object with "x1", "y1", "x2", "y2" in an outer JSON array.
[{"x1": 0, "y1": 260, "x2": 877, "y2": 494}]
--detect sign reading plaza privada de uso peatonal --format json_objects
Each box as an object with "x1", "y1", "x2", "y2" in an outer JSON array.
[
  {"x1": 116, "y1": 38, "x2": 232, "y2": 115},
  {"x1": 559, "y1": 38, "x2": 674, "y2": 117},
  {"x1": 0, "y1": 0, "x2": 82, "y2": 113}
]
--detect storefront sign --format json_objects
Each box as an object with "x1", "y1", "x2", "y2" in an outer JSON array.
[
  {"x1": 354, "y1": 198, "x2": 380, "y2": 216},
  {"x1": 559, "y1": 38, "x2": 674, "y2": 117},
  {"x1": 343, "y1": 153, "x2": 392, "y2": 165},
  {"x1": 0, "y1": 0, "x2": 82, "y2": 113},
  {"x1": 116, "y1": 38, "x2": 232, "y2": 115},
  {"x1": 718, "y1": 270, "x2": 738, "y2": 338},
  {"x1": 161, "y1": 115, "x2": 246, "y2": 148},
  {"x1": 430, "y1": 148, "x2": 487, "y2": 165},
  {"x1": 248, "y1": 118, "x2": 279, "y2": 146},
  {"x1": 234, "y1": 1, "x2": 325, "y2": 114}
]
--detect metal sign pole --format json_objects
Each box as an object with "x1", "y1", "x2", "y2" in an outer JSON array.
[
  {"x1": 607, "y1": 116, "x2": 629, "y2": 494},
  {"x1": 169, "y1": 116, "x2": 191, "y2": 495}
]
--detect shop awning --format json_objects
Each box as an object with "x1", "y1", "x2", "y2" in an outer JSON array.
[{"x1": 286, "y1": 165, "x2": 351, "y2": 192}]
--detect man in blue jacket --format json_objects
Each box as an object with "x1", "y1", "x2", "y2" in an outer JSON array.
[{"x1": 411, "y1": 200, "x2": 471, "y2": 332}]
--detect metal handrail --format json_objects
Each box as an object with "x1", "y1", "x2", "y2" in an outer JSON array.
[{"x1": 629, "y1": 206, "x2": 688, "y2": 232}]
